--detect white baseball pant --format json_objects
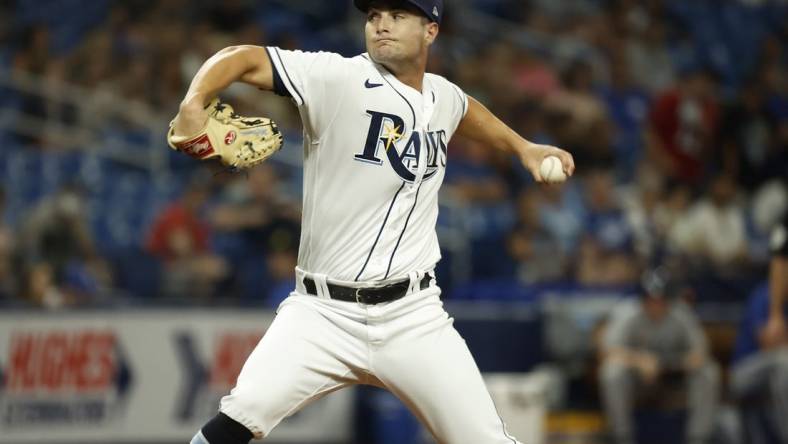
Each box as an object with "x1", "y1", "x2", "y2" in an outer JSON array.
[{"x1": 217, "y1": 273, "x2": 520, "y2": 443}]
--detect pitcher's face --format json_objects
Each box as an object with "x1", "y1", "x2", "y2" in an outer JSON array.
[{"x1": 365, "y1": 3, "x2": 436, "y2": 67}]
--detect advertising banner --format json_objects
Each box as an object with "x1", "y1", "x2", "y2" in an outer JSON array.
[{"x1": 0, "y1": 309, "x2": 354, "y2": 443}]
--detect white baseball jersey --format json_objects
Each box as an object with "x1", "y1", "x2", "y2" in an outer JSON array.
[{"x1": 265, "y1": 47, "x2": 468, "y2": 283}]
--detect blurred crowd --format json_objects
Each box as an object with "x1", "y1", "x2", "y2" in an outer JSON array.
[
  {"x1": 1, "y1": 1, "x2": 787, "y2": 442},
  {"x1": 0, "y1": 0, "x2": 786, "y2": 309}
]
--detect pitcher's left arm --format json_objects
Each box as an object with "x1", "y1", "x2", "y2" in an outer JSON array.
[{"x1": 456, "y1": 96, "x2": 575, "y2": 182}]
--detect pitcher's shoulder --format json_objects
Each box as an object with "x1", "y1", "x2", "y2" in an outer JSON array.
[
  {"x1": 425, "y1": 73, "x2": 468, "y2": 116},
  {"x1": 425, "y1": 72, "x2": 461, "y2": 90},
  {"x1": 352, "y1": 52, "x2": 377, "y2": 66}
]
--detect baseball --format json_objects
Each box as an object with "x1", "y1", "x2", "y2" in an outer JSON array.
[{"x1": 539, "y1": 156, "x2": 566, "y2": 184}]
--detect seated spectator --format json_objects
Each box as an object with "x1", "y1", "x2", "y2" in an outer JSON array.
[
  {"x1": 442, "y1": 140, "x2": 508, "y2": 206},
  {"x1": 209, "y1": 165, "x2": 300, "y2": 293},
  {"x1": 668, "y1": 172, "x2": 749, "y2": 275},
  {"x1": 730, "y1": 210, "x2": 788, "y2": 443},
  {"x1": 625, "y1": 18, "x2": 675, "y2": 94},
  {"x1": 547, "y1": 60, "x2": 608, "y2": 144},
  {"x1": 10, "y1": 25, "x2": 50, "y2": 147},
  {"x1": 651, "y1": 181, "x2": 693, "y2": 255},
  {"x1": 506, "y1": 188, "x2": 566, "y2": 284},
  {"x1": 647, "y1": 66, "x2": 720, "y2": 185},
  {"x1": 750, "y1": 180, "x2": 787, "y2": 264},
  {"x1": 17, "y1": 184, "x2": 112, "y2": 308},
  {"x1": 545, "y1": 59, "x2": 614, "y2": 170},
  {"x1": 599, "y1": 268, "x2": 720, "y2": 444},
  {"x1": 598, "y1": 50, "x2": 651, "y2": 178},
  {"x1": 262, "y1": 218, "x2": 300, "y2": 308},
  {"x1": 720, "y1": 79, "x2": 785, "y2": 192},
  {"x1": 538, "y1": 181, "x2": 585, "y2": 255},
  {"x1": 620, "y1": 163, "x2": 665, "y2": 260},
  {"x1": 576, "y1": 169, "x2": 639, "y2": 286},
  {"x1": 146, "y1": 175, "x2": 227, "y2": 299},
  {"x1": 583, "y1": 169, "x2": 635, "y2": 253},
  {"x1": 210, "y1": 164, "x2": 300, "y2": 242},
  {"x1": 575, "y1": 236, "x2": 639, "y2": 287},
  {"x1": 442, "y1": 140, "x2": 512, "y2": 278},
  {"x1": 511, "y1": 49, "x2": 561, "y2": 100},
  {"x1": 0, "y1": 187, "x2": 15, "y2": 300}
]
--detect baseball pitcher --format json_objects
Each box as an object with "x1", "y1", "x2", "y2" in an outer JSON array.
[{"x1": 170, "y1": 1, "x2": 575, "y2": 443}]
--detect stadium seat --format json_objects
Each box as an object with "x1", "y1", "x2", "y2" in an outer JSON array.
[{"x1": 108, "y1": 246, "x2": 162, "y2": 299}]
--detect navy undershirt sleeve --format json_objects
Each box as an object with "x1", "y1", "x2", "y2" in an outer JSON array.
[{"x1": 264, "y1": 47, "x2": 291, "y2": 98}]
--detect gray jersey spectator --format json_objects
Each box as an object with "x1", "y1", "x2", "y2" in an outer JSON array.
[{"x1": 599, "y1": 268, "x2": 720, "y2": 444}]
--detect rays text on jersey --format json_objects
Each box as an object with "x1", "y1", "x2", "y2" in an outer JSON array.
[{"x1": 354, "y1": 110, "x2": 447, "y2": 182}]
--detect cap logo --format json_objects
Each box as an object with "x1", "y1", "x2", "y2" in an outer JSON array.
[{"x1": 433, "y1": 6, "x2": 439, "y2": 16}]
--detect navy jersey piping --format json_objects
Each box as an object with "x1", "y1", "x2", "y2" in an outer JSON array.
[
  {"x1": 273, "y1": 47, "x2": 305, "y2": 105},
  {"x1": 491, "y1": 395, "x2": 518, "y2": 443},
  {"x1": 362, "y1": 54, "x2": 416, "y2": 128},
  {"x1": 451, "y1": 84, "x2": 466, "y2": 116},
  {"x1": 265, "y1": 47, "x2": 290, "y2": 98},
  {"x1": 355, "y1": 181, "x2": 406, "y2": 281},
  {"x1": 384, "y1": 183, "x2": 422, "y2": 279},
  {"x1": 380, "y1": 75, "x2": 416, "y2": 129}
]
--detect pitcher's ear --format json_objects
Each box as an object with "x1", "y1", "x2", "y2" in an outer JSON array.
[{"x1": 425, "y1": 22, "x2": 439, "y2": 45}]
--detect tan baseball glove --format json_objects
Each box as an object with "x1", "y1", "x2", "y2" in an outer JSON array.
[{"x1": 167, "y1": 98, "x2": 283, "y2": 169}]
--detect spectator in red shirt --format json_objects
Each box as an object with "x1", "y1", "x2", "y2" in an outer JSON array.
[
  {"x1": 147, "y1": 182, "x2": 211, "y2": 261},
  {"x1": 146, "y1": 176, "x2": 227, "y2": 299},
  {"x1": 648, "y1": 67, "x2": 720, "y2": 184}
]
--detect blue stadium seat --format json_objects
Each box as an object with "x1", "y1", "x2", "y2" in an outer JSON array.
[
  {"x1": 367, "y1": 389, "x2": 424, "y2": 444},
  {"x1": 256, "y1": 9, "x2": 308, "y2": 42},
  {"x1": 450, "y1": 279, "x2": 546, "y2": 302},
  {"x1": 635, "y1": 409, "x2": 687, "y2": 444},
  {"x1": 15, "y1": 0, "x2": 111, "y2": 55},
  {"x1": 108, "y1": 246, "x2": 162, "y2": 299},
  {"x1": 238, "y1": 254, "x2": 271, "y2": 303}
]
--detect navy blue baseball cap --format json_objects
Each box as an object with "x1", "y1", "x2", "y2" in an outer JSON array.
[{"x1": 354, "y1": 0, "x2": 443, "y2": 25}]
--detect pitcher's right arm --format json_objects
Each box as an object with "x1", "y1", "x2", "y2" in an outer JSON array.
[{"x1": 173, "y1": 45, "x2": 274, "y2": 137}]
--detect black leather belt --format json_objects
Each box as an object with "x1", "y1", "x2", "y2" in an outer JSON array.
[{"x1": 303, "y1": 275, "x2": 432, "y2": 304}]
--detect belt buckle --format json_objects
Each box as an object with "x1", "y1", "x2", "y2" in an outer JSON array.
[{"x1": 354, "y1": 287, "x2": 364, "y2": 304}]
